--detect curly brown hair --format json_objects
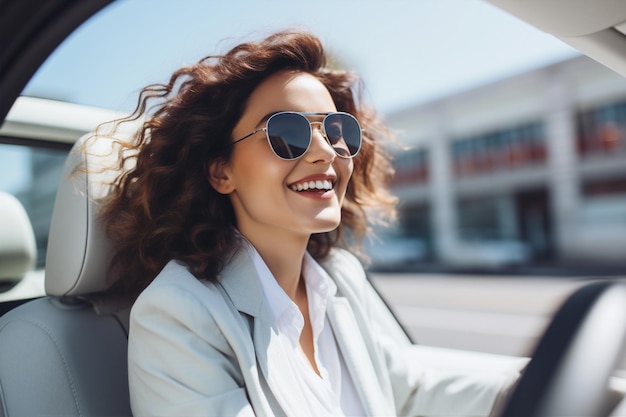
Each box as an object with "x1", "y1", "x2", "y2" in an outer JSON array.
[{"x1": 98, "y1": 30, "x2": 396, "y2": 300}]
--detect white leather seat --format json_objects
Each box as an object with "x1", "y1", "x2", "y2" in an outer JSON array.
[{"x1": 0, "y1": 135, "x2": 132, "y2": 416}]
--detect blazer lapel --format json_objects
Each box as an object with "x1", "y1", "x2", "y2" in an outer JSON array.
[
  {"x1": 217, "y1": 248, "x2": 281, "y2": 381},
  {"x1": 327, "y1": 296, "x2": 392, "y2": 417},
  {"x1": 217, "y1": 247, "x2": 295, "y2": 417}
]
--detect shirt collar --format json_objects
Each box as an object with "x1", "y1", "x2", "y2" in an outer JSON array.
[
  {"x1": 302, "y1": 251, "x2": 337, "y2": 307},
  {"x1": 240, "y1": 239, "x2": 292, "y2": 323},
  {"x1": 240, "y1": 239, "x2": 338, "y2": 345},
  {"x1": 302, "y1": 252, "x2": 337, "y2": 343}
]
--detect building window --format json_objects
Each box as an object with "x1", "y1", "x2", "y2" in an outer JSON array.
[
  {"x1": 391, "y1": 148, "x2": 429, "y2": 186},
  {"x1": 457, "y1": 196, "x2": 503, "y2": 241},
  {"x1": 578, "y1": 100, "x2": 626, "y2": 155},
  {"x1": 399, "y1": 203, "x2": 432, "y2": 242},
  {"x1": 452, "y1": 122, "x2": 546, "y2": 176},
  {"x1": 582, "y1": 177, "x2": 626, "y2": 197}
]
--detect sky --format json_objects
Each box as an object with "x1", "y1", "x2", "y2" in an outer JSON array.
[{"x1": 22, "y1": 0, "x2": 579, "y2": 115}]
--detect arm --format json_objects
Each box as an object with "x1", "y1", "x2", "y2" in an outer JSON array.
[
  {"x1": 383, "y1": 342, "x2": 526, "y2": 417},
  {"x1": 365, "y1": 279, "x2": 526, "y2": 417},
  {"x1": 327, "y1": 249, "x2": 525, "y2": 417}
]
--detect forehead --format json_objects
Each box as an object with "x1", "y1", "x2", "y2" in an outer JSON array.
[{"x1": 244, "y1": 71, "x2": 337, "y2": 118}]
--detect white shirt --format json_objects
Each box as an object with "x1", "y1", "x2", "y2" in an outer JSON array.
[{"x1": 244, "y1": 242, "x2": 366, "y2": 416}]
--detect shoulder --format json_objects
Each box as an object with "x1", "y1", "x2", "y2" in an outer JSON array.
[
  {"x1": 130, "y1": 260, "x2": 230, "y2": 330},
  {"x1": 128, "y1": 260, "x2": 254, "y2": 357},
  {"x1": 134, "y1": 260, "x2": 214, "y2": 304}
]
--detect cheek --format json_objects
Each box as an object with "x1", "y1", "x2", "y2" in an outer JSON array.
[
  {"x1": 337, "y1": 160, "x2": 354, "y2": 197},
  {"x1": 342, "y1": 159, "x2": 354, "y2": 181},
  {"x1": 346, "y1": 160, "x2": 354, "y2": 178},
  {"x1": 231, "y1": 147, "x2": 294, "y2": 189}
]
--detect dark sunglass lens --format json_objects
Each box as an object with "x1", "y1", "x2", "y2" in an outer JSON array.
[
  {"x1": 267, "y1": 113, "x2": 311, "y2": 159},
  {"x1": 324, "y1": 113, "x2": 362, "y2": 157}
]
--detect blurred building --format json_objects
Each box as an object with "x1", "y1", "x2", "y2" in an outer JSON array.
[{"x1": 383, "y1": 55, "x2": 626, "y2": 270}]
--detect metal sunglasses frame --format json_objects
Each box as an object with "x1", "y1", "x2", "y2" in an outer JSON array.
[{"x1": 230, "y1": 111, "x2": 362, "y2": 160}]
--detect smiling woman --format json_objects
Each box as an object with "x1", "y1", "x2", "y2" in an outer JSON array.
[
  {"x1": 83, "y1": 30, "x2": 522, "y2": 416},
  {"x1": 5, "y1": 0, "x2": 626, "y2": 416},
  {"x1": 99, "y1": 31, "x2": 396, "y2": 301}
]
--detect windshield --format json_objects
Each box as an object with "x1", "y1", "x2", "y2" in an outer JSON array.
[{"x1": 22, "y1": 0, "x2": 577, "y2": 114}]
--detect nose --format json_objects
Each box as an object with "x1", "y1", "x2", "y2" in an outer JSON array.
[{"x1": 304, "y1": 122, "x2": 335, "y2": 163}]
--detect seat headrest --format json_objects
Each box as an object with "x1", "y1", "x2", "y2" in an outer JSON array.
[
  {"x1": 45, "y1": 132, "x2": 133, "y2": 297},
  {"x1": 0, "y1": 192, "x2": 37, "y2": 282}
]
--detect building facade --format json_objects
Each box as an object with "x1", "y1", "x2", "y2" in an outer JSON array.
[{"x1": 384, "y1": 55, "x2": 626, "y2": 269}]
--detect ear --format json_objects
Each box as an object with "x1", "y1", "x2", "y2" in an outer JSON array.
[{"x1": 207, "y1": 159, "x2": 235, "y2": 194}]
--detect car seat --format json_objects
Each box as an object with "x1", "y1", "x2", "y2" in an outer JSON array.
[
  {"x1": 0, "y1": 190, "x2": 43, "y2": 307},
  {"x1": 0, "y1": 134, "x2": 132, "y2": 416},
  {"x1": 0, "y1": 191, "x2": 37, "y2": 288}
]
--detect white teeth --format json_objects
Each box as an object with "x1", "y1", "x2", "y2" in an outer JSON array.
[{"x1": 290, "y1": 179, "x2": 334, "y2": 191}]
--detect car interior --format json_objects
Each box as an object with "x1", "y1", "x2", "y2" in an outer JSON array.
[
  {"x1": 0, "y1": 134, "x2": 131, "y2": 416},
  {"x1": 2, "y1": 0, "x2": 626, "y2": 416}
]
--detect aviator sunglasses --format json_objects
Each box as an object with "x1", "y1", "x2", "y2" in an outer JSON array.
[{"x1": 231, "y1": 111, "x2": 362, "y2": 160}]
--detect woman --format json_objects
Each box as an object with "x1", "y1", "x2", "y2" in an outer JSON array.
[{"x1": 100, "y1": 31, "x2": 519, "y2": 416}]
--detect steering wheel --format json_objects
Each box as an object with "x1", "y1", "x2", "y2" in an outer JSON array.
[{"x1": 499, "y1": 281, "x2": 626, "y2": 417}]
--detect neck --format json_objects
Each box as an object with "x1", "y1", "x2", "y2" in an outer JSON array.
[{"x1": 240, "y1": 228, "x2": 309, "y2": 300}]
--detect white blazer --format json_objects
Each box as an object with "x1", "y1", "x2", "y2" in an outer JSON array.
[{"x1": 128, "y1": 247, "x2": 524, "y2": 417}]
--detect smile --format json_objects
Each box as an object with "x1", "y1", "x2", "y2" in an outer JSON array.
[{"x1": 290, "y1": 179, "x2": 333, "y2": 192}]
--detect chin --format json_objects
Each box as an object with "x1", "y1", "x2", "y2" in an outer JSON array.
[
  {"x1": 301, "y1": 207, "x2": 342, "y2": 234},
  {"x1": 310, "y1": 217, "x2": 342, "y2": 234}
]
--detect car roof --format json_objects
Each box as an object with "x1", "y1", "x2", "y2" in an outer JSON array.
[
  {"x1": 0, "y1": 0, "x2": 112, "y2": 122},
  {"x1": 485, "y1": 0, "x2": 626, "y2": 78}
]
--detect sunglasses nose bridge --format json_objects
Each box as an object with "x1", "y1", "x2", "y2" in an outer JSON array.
[
  {"x1": 309, "y1": 120, "x2": 323, "y2": 132},
  {"x1": 307, "y1": 121, "x2": 336, "y2": 160},
  {"x1": 309, "y1": 121, "x2": 330, "y2": 143}
]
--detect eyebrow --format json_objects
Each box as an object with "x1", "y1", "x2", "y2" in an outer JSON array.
[
  {"x1": 253, "y1": 111, "x2": 332, "y2": 128},
  {"x1": 254, "y1": 111, "x2": 282, "y2": 128}
]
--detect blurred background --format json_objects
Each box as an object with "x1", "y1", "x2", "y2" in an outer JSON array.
[{"x1": 375, "y1": 54, "x2": 626, "y2": 276}]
